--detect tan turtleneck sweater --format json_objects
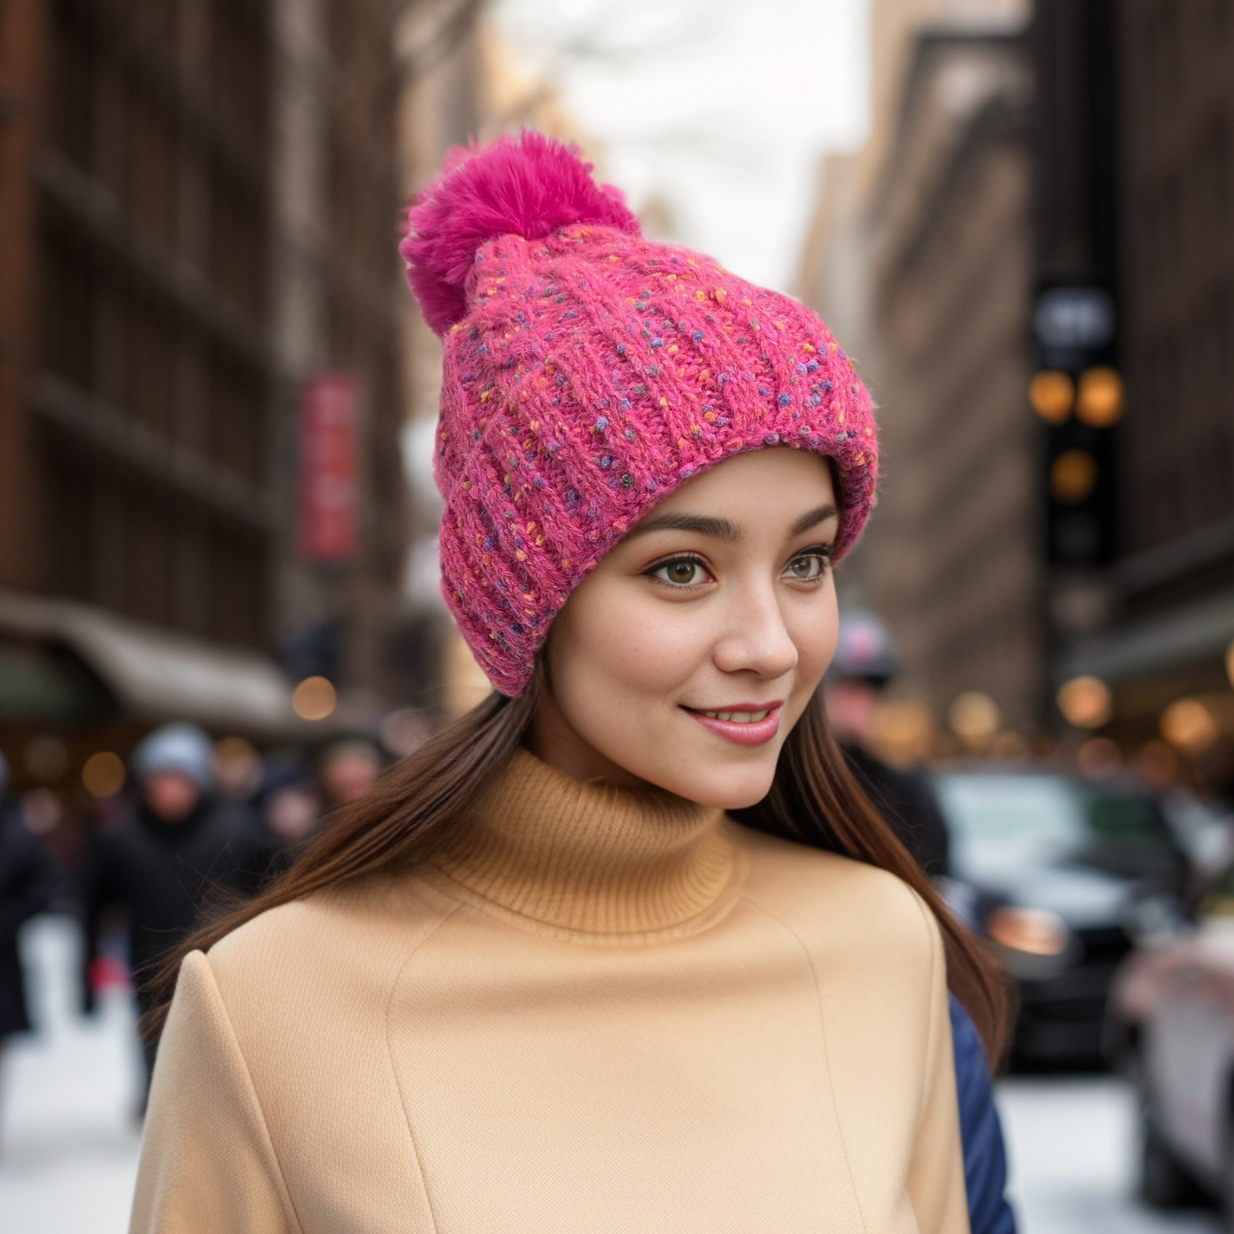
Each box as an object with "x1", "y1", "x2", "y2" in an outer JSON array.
[{"x1": 132, "y1": 750, "x2": 969, "y2": 1234}]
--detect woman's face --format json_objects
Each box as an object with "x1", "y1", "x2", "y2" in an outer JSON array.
[{"x1": 531, "y1": 448, "x2": 841, "y2": 808}]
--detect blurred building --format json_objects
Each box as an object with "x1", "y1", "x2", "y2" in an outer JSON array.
[
  {"x1": 867, "y1": 26, "x2": 1036, "y2": 734},
  {"x1": 801, "y1": 0, "x2": 1234, "y2": 781},
  {"x1": 799, "y1": 0, "x2": 1038, "y2": 738},
  {"x1": 1050, "y1": 0, "x2": 1234, "y2": 784},
  {"x1": 0, "y1": 0, "x2": 414, "y2": 790},
  {"x1": 271, "y1": 0, "x2": 413, "y2": 717}
]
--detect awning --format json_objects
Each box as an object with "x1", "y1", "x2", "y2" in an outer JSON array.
[
  {"x1": 1056, "y1": 587, "x2": 1234, "y2": 686},
  {"x1": 0, "y1": 587, "x2": 308, "y2": 736}
]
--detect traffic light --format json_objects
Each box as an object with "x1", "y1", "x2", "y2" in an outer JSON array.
[{"x1": 1032, "y1": 287, "x2": 1121, "y2": 567}]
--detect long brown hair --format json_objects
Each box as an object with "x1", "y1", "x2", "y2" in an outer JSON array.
[{"x1": 144, "y1": 665, "x2": 1009, "y2": 1063}]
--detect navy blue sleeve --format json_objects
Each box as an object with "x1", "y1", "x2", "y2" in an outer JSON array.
[{"x1": 950, "y1": 993, "x2": 1017, "y2": 1234}]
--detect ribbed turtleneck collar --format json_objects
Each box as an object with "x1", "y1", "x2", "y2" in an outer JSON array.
[{"x1": 426, "y1": 748, "x2": 746, "y2": 943}]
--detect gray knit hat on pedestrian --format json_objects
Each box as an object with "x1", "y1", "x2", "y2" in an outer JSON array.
[{"x1": 131, "y1": 724, "x2": 214, "y2": 789}]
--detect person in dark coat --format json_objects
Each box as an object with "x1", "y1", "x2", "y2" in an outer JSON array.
[
  {"x1": 826, "y1": 608, "x2": 1017, "y2": 1233},
  {"x1": 951, "y1": 995, "x2": 1017, "y2": 1234},
  {"x1": 0, "y1": 752, "x2": 60, "y2": 1042},
  {"x1": 825, "y1": 608, "x2": 951, "y2": 875},
  {"x1": 80, "y1": 724, "x2": 269, "y2": 1098},
  {"x1": 0, "y1": 750, "x2": 61, "y2": 1149}
]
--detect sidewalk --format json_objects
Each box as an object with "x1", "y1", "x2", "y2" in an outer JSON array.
[
  {"x1": 0, "y1": 916, "x2": 142, "y2": 1234},
  {"x1": 996, "y1": 1076, "x2": 1222, "y2": 1234}
]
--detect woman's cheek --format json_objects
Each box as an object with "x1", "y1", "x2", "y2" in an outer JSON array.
[
  {"x1": 582, "y1": 587, "x2": 711, "y2": 695},
  {"x1": 802, "y1": 618, "x2": 839, "y2": 685},
  {"x1": 777, "y1": 600, "x2": 838, "y2": 731}
]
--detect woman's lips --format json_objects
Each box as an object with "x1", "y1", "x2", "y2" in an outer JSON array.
[{"x1": 683, "y1": 703, "x2": 783, "y2": 746}]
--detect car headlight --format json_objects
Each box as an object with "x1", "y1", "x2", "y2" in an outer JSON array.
[{"x1": 987, "y1": 906, "x2": 1072, "y2": 957}]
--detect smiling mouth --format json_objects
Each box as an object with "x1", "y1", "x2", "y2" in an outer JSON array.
[
  {"x1": 682, "y1": 703, "x2": 784, "y2": 746},
  {"x1": 688, "y1": 708, "x2": 776, "y2": 723}
]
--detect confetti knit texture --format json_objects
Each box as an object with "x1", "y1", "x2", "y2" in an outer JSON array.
[{"x1": 401, "y1": 133, "x2": 878, "y2": 697}]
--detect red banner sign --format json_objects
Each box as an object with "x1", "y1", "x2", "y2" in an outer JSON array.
[{"x1": 298, "y1": 374, "x2": 359, "y2": 562}]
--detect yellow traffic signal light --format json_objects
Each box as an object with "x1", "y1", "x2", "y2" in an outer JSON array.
[
  {"x1": 1029, "y1": 370, "x2": 1075, "y2": 423},
  {"x1": 1076, "y1": 366, "x2": 1124, "y2": 427},
  {"x1": 1050, "y1": 449, "x2": 1098, "y2": 503}
]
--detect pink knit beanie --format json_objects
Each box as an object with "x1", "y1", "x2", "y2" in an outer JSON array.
[{"x1": 401, "y1": 132, "x2": 878, "y2": 698}]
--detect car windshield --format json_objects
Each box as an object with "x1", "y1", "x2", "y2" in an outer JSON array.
[{"x1": 934, "y1": 772, "x2": 1178, "y2": 881}]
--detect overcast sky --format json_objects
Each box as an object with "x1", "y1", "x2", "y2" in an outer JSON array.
[{"x1": 491, "y1": 0, "x2": 872, "y2": 293}]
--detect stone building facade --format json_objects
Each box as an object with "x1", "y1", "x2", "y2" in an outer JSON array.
[
  {"x1": 800, "y1": 7, "x2": 1039, "y2": 737},
  {"x1": 1056, "y1": 0, "x2": 1234, "y2": 777},
  {"x1": 0, "y1": 0, "x2": 413, "y2": 751},
  {"x1": 800, "y1": 0, "x2": 1234, "y2": 776}
]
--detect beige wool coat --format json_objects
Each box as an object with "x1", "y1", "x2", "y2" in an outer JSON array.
[{"x1": 131, "y1": 750, "x2": 970, "y2": 1233}]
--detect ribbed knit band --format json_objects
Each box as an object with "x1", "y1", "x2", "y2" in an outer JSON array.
[
  {"x1": 435, "y1": 226, "x2": 876, "y2": 696},
  {"x1": 427, "y1": 749, "x2": 743, "y2": 941}
]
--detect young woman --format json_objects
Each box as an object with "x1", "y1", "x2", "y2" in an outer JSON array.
[{"x1": 132, "y1": 133, "x2": 1008, "y2": 1234}]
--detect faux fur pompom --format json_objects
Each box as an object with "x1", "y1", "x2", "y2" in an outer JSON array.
[{"x1": 400, "y1": 131, "x2": 642, "y2": 335}]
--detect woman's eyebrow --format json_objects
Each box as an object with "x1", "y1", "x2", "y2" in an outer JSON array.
[
  {"x1": 624, "y1": 512, "x2": 741, "y2": 542},
  {"x1": 625, "y1": 503, "x2": 838, "y2": 543},
  {"x1": 790, "y1": 504, "x2": 839, "y2": 537}
]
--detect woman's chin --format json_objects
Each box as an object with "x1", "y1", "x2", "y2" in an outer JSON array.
[{"x1": 644, "y1": 761, "x2": 778, "y2": 811}]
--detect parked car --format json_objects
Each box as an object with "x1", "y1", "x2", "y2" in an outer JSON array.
[
  {"x1": 932, "y1": 768, "x2": 1189, "y2": 1065},
  {"x1": 1107, "y1": 855, "x2": 1234, "y2": 1222}
]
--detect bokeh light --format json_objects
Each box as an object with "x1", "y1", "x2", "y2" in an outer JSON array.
[
  {"x1": 1029, "y1": 370, "x2": 1075, "y2": 423},
  {"x1": 21, "y1": 787, "x2": 64, "y2": 834},
  {"x1": 1159, "y1": 697, "x2": 1219, "y2": 754},
  {"x1": 987, "y1": 906, "x2": 1070, "y2": 956},
  {"x1": 82, "y1": 751, "x2": 126, "y2": 798},
  {"x1": 1056, "y1": 675, "x2": 1112, "y2": 728},
  {"x1": 868, "y1": 697, "x2": 936, "y2": 764},
  {"x1": 1075, "y1": 366, "x2": 1124, "y2": 427},
  {"x1": 1049, "y1": 449, "x2": 1098, "y2": 503},
  {"x1": 947, "y1": 691, "x2": 1001, "y2": 745},
  {"x1": 292, "y1": 676, "x2": 338, "y2": 721}
]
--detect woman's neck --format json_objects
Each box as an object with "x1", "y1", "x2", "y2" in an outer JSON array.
[
  {"x1": 524, "y1": 692, "x2": 653, "y2": 793},
  {"x1": 426, "y1": 747, "x2": 745, "y2": 942}
]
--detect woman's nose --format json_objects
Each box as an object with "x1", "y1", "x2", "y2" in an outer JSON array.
[{"x1": 711, "y1": 586, "x2": 799, "y2": 680}]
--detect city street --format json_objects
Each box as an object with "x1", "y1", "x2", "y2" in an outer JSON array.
[
  {"x1": 0, "y1": 915, "x2": 1224, "y2": 1233},
  {"x1": 0, "y1": 917, "x2": 142, "y2": 1234},
  {"x1": 998, "y1": 1079, "x2": 1222, "y2": 1233}
]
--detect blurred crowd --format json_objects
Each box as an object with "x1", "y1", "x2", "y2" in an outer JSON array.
[{"x1": 0, "y1": 722, "x2": 398, "y2": 1118}]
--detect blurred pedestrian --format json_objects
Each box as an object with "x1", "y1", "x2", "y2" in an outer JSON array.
[
  {"x1": 211, "y1": 735, "x2": 264, "y2": 804},
  {"x1": 133, "y1": 135, "x2": 1008, "y2": 1232},
  {"x1": 79, "y1": 723, "x2": 267, "y2": 1104},
  {"x1": 0, "y1": 751, "x2": 60, "y2": 1140},
  {"x1": 826, "y1": 610, "x2": 1015, "y2": 1232},
  {"x1": 253, "y1": 752, "x2": 322, "y2": 879},
  {"x1": 825, "y1": 608, "x2": 951, "y2": 875},
  {"x1": 316, "y1": 737, "x2": 382, "y2": 811}
]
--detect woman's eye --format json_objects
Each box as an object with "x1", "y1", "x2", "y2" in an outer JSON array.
[
  {"x1": 651, "y1": 558, "x2": 710, "y2": 586},
  {"x1": 786, "y1": 552, "x2": 828, "y2": 580}
]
